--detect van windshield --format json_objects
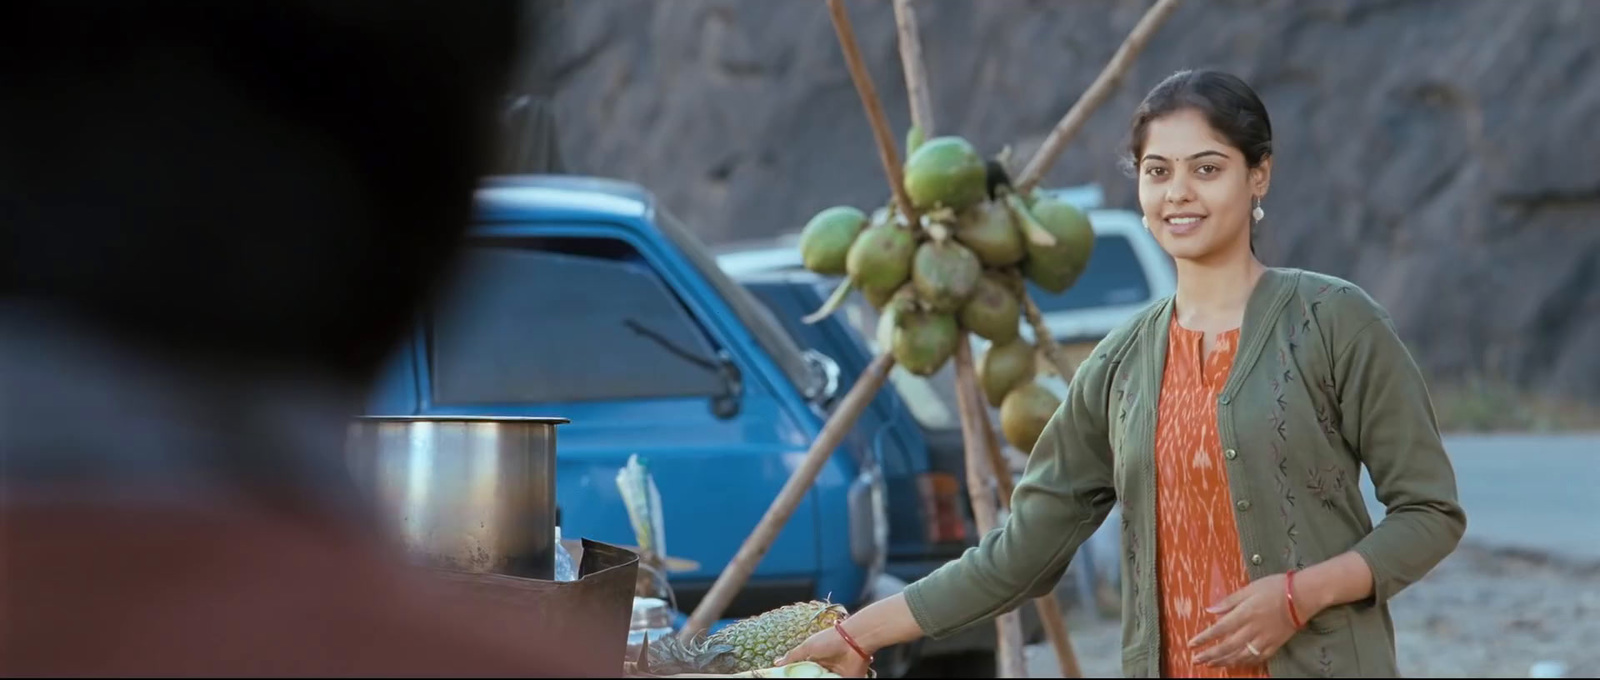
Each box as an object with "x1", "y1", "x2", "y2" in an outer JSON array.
[{"x1": 654, "y1": 208, "x2": 820, "y2": 398}]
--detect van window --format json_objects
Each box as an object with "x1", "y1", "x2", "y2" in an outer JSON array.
[
  {"x1": 428, "y1": 243, "x2": 728, "y2": 404},
  {"x1": 1028, "y1": 234, "x2": 1152, "y2": 313}
]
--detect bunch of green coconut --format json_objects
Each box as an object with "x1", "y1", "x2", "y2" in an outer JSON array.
[{"x1": 796, "y1": 131, "x2": 1095, "y2": 455}]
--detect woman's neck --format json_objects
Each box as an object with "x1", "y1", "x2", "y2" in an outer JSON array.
[{"x1": 1173, "y1": 247, "x2": 1267, "y2": 332}]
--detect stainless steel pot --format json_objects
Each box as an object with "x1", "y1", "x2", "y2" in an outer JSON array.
[{"x1": 345, "y1": 415, "x2": 569, "y2": 580}]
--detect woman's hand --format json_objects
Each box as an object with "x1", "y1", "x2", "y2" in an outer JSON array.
[
  {"x1": 1188, "y1": 573, "x2": 1306, "y2": 669},
  {"x1": 775, "y1": 626, "x2": 873, "y2": 678},
  {"x1": 773, "y1": 592, "x2": 923, "y2": 677},
  {"x1": 1191, "y1": 554, "x2": 1376, "y2": 669}
]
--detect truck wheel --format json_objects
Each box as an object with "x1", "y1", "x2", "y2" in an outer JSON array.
[
  {"x1": 903, "y1": 650, "x2": 998, "y2": 679},
  {"x1": 869, "y1": 640, "x2": 919, "y2": 678}
]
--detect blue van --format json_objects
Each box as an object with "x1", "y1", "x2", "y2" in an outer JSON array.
[{"x1": 364, "y1": 174, "x2": 932, "y2": 671}]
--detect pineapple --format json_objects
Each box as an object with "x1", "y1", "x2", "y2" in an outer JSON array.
[{"x1": 645, "y1": 601, "x2": 850, "y2": 675}]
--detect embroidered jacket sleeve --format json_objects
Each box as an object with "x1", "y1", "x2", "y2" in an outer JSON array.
[
  {"x1": 1331, "y1": 299, "x2": 1468, "y2": 603},
  {"x1": 902, "y1": 346, "x2": 1120, "y2": 638}
]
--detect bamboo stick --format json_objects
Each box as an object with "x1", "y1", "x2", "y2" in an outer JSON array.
[
  {"x1": 974, "y1": 379, "x2": 1083, "y2": 678},
  {"x1": 1004, "y1": 268, "x2": 1078, "y2": 383},
  {"x1": 894, "y1": 4, "x2": 1076, "y2": 675},
  {"x1": 892, "y1": 0, "x2": 935, "y2": 137},
  {"x1": 1015, "y1": 0, "x2": 1186, "y2": 193},
  {"x1": 827, "y1": 0, "x2": 918, "y2": 226},
  {"x1": 1023, "y1": 285, "x2": 1077, "y2": 381},
  {"x1": 681, "y1": 353, "x2": 897, "y2": 639},
  {"x1": 952, "y1": 336, "x2": 1028, "y2": 678},
  {"x1": 1011, "y1": 0, "x2": 1190, "y2": 382}
]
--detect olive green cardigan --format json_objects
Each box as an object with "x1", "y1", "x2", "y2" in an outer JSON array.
[{"x1": 903, "y1": 267, "x2": 1466, "y2": 678}]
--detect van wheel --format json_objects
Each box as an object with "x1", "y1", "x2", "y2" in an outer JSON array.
[
  {"x1": 870, "y1": 640, "x2": 919, "y2": 678},
  {"x1": 902, "y1": 650, "x2": 998, "y2": 679}
]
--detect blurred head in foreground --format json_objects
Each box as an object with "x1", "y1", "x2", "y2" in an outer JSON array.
[
  {"x1": 0, "y1": 2, "x2": 619, "y2": 677},
  {"x1": 0, "y1": 0, "x2": 524, "y2": 387}
]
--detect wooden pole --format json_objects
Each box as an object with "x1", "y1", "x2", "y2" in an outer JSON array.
[
  {"x1": 1004, "y1": 269, "x2": 1079, "y2": 384},
  {"x1": 1023, "y1": 286, "x2": 1077, "y2": 381},
  {"x1": 827, "y1": 0, "x2": 919, "y2": 227},
  {"x1": 893, "y1": 2, "x2": 1065, "y2": 674},
  {"x1": 893, "y1": 0, "x2": 934, "y2": 137},
  {"x1": 952, "y1": 336, "x2": 1028, "y2": 678},
  {"x1": 1030, "y1": 566, "x2": 1082, "y2": 678},
  {"x1": 684, "y1": 2, "x2": 927, "y2": 635},
  {"x1": 974, "y1": 380, "x2": 1083, "y2": 679},
  {"x1": 1015, "y1": 0, "x2": 1186, "y2": 194},
  {"x1": 1009, "y1": 1, "x2": 1190, "y2": 384},
  {"x1": 680, "y1": 352, "x2": 897, "y2": 639}
]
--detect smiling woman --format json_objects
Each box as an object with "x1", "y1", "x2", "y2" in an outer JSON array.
[
  {"x1": 776, "y1": 69, "x2": 1467, "y2": 679},
  {"x1": 1130, "y1": 70, "x2": 1275, "y2": 264}
]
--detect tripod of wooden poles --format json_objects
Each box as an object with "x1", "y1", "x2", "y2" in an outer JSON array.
[{"x1": 679, "y1": 0, "x2": 1184, "y2": 676}]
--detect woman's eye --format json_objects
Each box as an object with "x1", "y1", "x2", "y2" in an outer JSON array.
[
  {"x1": 1144, "y1": 166, "x2": 1167, "y2": 177},
  {"x1": 1196, "y1": 164, "x2": 1220, "y2": 175}
]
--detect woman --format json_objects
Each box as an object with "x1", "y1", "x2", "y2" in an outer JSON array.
[{"x1": 779, "y1": 69, "x2": 1466, "y2": 678}]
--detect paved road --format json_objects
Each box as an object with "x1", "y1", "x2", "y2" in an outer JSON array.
[
  {"x1": 1058, "y1": 433, "x2": 1600, "y2": 609},
  {"x1": 1026, "y1": 433, "x2": 1600, "y2": 678},
  {"x1": 1360, "y1": 433, "x2": 1600, "y2": 562}
]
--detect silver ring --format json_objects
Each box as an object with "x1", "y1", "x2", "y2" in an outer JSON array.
[{"x1": 1245, "y1": 642, "x2": 1262, "y2": 657}]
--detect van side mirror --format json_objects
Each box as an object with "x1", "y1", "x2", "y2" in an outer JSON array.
[
  {"x1": 802, "y1": 349, "x2": 841, "y2": 410},
  {"x1": 709, "y1": 350, "x2": 743, "y2": 420}
]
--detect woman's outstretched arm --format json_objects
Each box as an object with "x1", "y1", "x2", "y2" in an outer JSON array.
[{"x1": 778, "y1": 346, "x2": 1124, "y2": 675}]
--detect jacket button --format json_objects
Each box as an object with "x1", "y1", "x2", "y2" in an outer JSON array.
[
  {"x1": 1225, "y1": 448, "x2": 1238, "y2": 460},
  {"x1": 1220, "y1": 395, "x2": 1231, "y2": 405},
  {"x1": 1251, "y1": 554, "x2": 1263, "y2": 565},
  {"x1": 1237, "y1": 500, "x2": 1251, "y2": 511}
]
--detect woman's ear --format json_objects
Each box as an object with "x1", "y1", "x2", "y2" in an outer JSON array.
[{"x1": 1251, "y1": 155, "x2": 1273, "y2": 199}]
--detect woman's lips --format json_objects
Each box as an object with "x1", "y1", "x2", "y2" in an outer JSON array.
[{"x1": 1165, "y1": 214, "x2": 1205, "y2": 236}]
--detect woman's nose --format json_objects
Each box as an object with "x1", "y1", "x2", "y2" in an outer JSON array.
[{"x1": 1165, "y1": 178, "x2": 1193, "y2": 203}]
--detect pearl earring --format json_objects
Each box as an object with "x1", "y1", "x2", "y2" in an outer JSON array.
[
  {"x1": 1252, "y1": 198, "x2": 1265, "y2": 222},
  {"x1": 1141, "y1": 216, "x2": 1149, "y2": 230}
]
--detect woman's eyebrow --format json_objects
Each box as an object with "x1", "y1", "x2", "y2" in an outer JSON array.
[{"x1": 1142, "y1": 150, "x2": 1228, "y2": 163}]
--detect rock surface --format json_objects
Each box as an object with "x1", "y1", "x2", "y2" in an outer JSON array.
[{"x1": 527, "y1": 0, "x2": 1600, "y2": 402}]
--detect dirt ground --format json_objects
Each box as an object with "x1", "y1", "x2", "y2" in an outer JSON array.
[{"x1": 1024, "y1": 541, "x2": 1600, "y2": 678}]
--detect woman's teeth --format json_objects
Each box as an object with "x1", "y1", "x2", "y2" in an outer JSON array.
[{"x1": 1168, "y1": 216, "x2": 1201, "y2": 225}]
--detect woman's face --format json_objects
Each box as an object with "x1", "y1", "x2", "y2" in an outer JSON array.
[{"x1": 1136, "y1": 108, "x2": 1270, "y2": 264}]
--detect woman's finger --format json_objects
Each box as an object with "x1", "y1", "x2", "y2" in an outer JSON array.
[
  {"x1": 774, "y1": 647, "x2": 799, "y2": 666},
  {"x1": 1219, "y1": 637, "x2": 1275, "y2": 669},
  {"x1": 1189, "y1": 604, "x2": 1246, "y2": 649},
  {"x1": 775, "y1": 634, "x2": 820, "y2": 666},
  {"x1": 1193, "y1": 625, "x2": 1257, "y2": 667},
  {"x1": 1241, "y1": 638, "x2": 1278, "y2": 667},
  {"x1": 1199, "y1": 642, "x2": 1254, "y2": 669}
]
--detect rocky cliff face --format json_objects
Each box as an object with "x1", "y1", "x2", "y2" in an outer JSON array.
[{"x1": 526, "y1": 0, "x2": 1600, "y2": 403}]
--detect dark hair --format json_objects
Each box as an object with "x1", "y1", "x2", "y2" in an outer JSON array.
[
  {"x1": 0, "y1": 1, "x2": 528, "y2": 383},
  {"x1": 1125, "y1": 69, "x2": 1273, "y2": 253}
]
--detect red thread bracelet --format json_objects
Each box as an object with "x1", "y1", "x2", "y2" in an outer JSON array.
[
  {"x1": 835, "y1": 621, "x2": 873, "y2": 664},
  {"x1": 1285, "y1": 569, "x2": 1306, "y2": 629}
]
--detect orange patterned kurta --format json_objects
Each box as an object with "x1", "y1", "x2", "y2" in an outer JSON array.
[{"x1": 1154, "y1": 317, "x2": 1271, "y2": 678}]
